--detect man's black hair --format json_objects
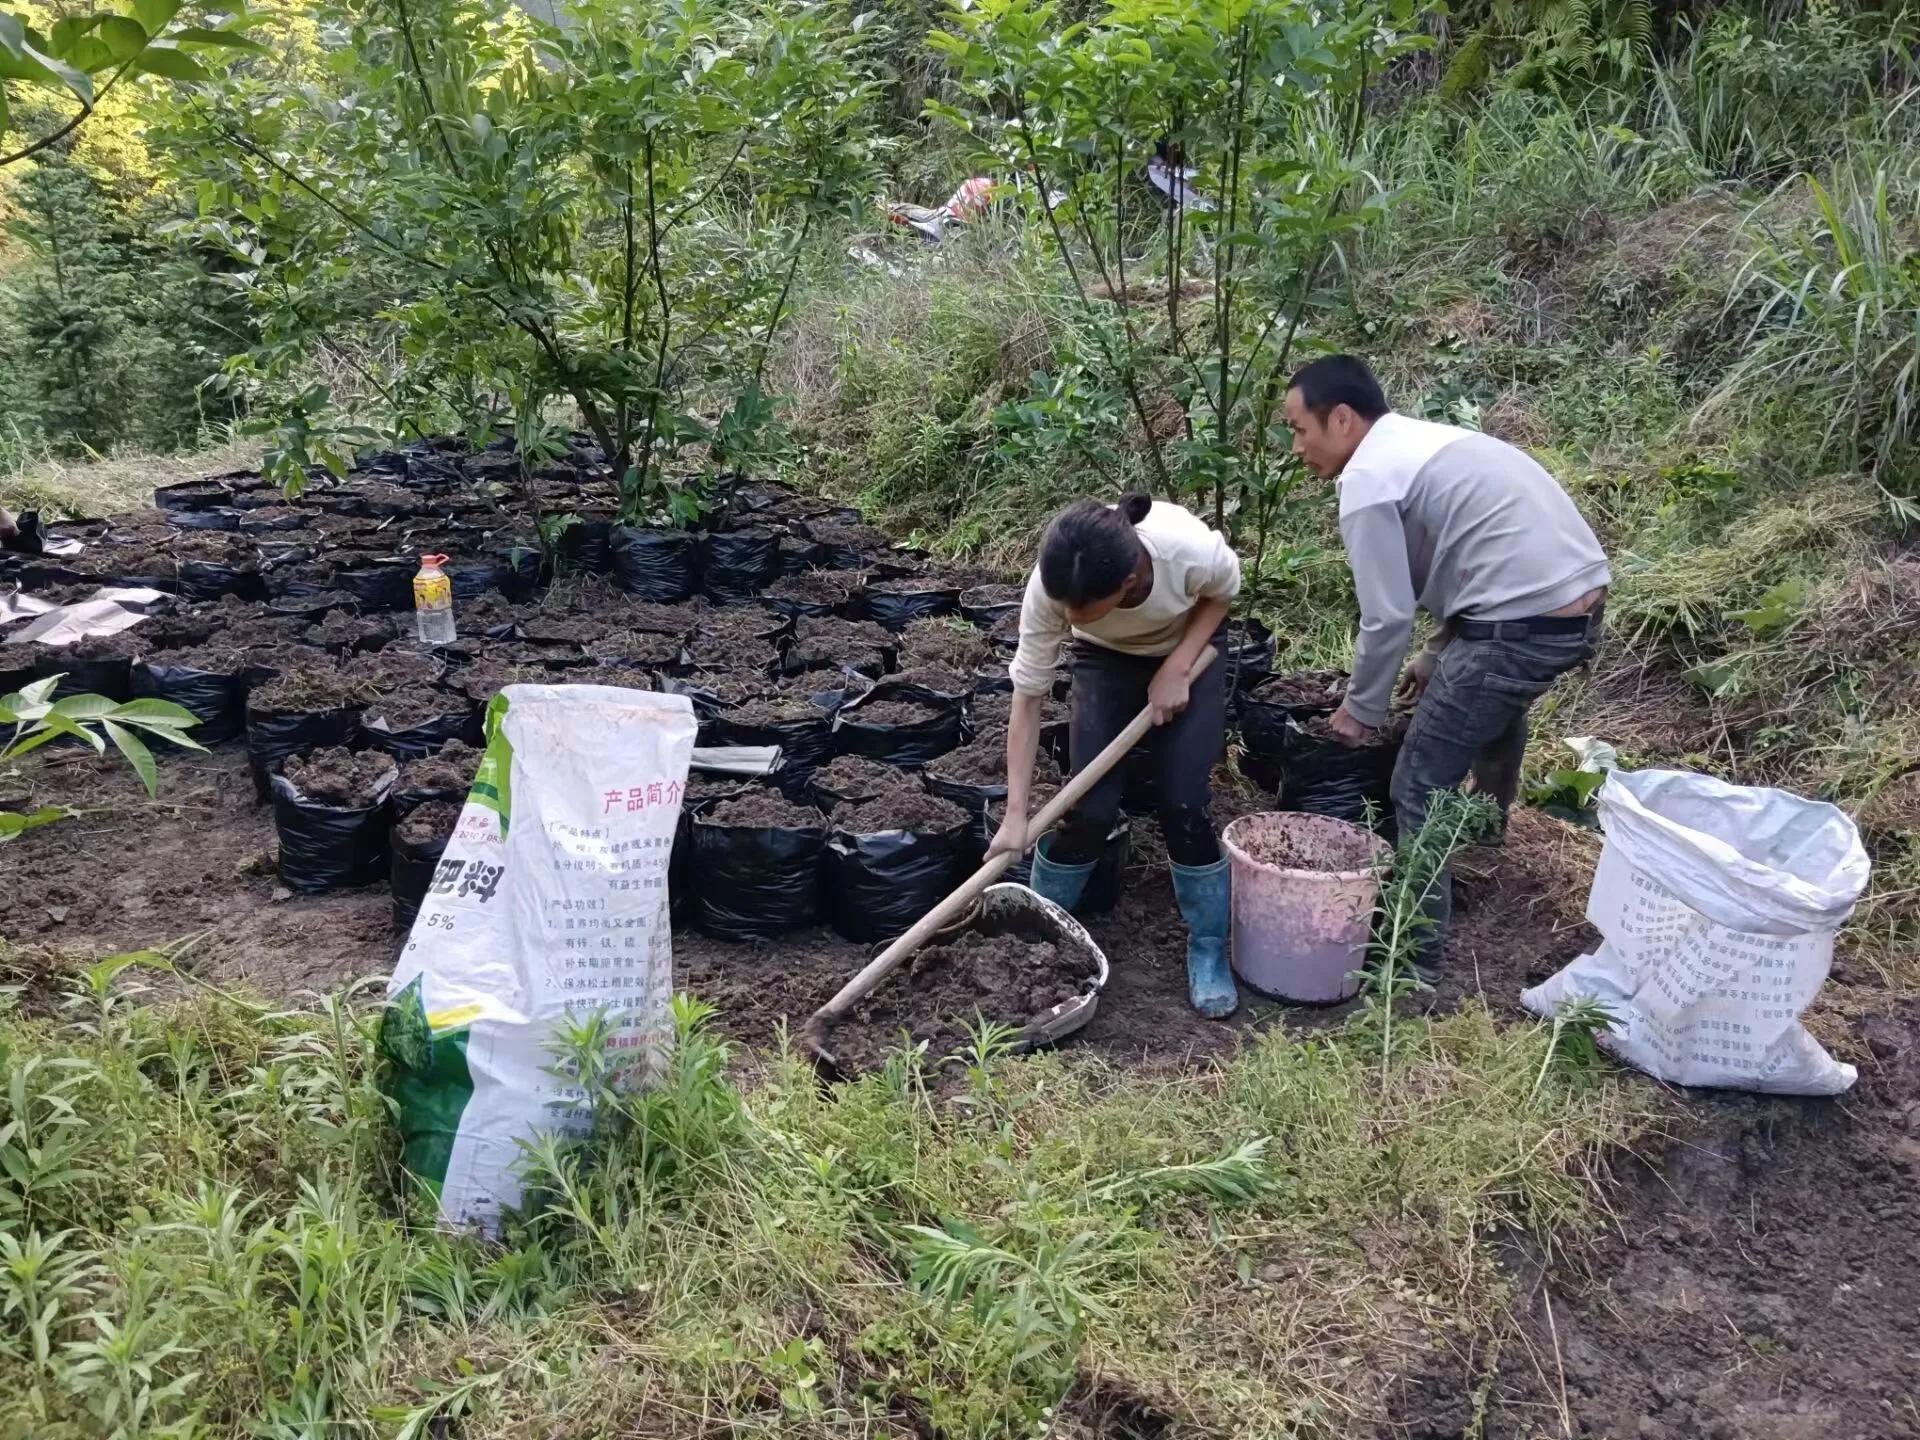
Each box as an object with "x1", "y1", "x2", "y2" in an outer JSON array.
[{"x1": 1287, "y1": 355, "x2": 1390, "y2": 421}]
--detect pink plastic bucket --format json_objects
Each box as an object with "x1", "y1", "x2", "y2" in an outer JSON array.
[{"x1": 1221, "y1": 812, "x2": 1391, "y2": 1003}]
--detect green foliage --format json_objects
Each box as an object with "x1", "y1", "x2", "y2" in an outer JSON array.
[
  {"x1": 158, "y1": 0, "x2": 885, "y2": 517},
  {"x1": 0, "y1": 0, "x2": 267, "y2": 165},
  {"x1": 1441, "y1": 0, "x2": 1657, "y2": 101},
  {"x1": 0, "y1": 676, "x2": 203, "y2": 840},
  {"x1": 1525, "y1": 735, "x2": 1617, "y2": 824}
]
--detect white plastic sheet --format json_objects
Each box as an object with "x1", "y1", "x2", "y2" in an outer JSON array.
[{"x1": 1522, "y1": 768, "x2": 1870, "y2": 1095}]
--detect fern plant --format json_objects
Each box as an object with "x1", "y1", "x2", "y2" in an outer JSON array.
[{"x1": 1442, "y1": 0, "x2": 1657, "y2": 100}]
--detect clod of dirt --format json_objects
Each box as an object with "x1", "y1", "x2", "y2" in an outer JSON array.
[
  {"x1": 304, "y1": 613, "x2": 393, "y2": 652},
  {"x1": 1299, "y1": 712, "x2": 1408, "y2": 747},
  {"x1": 767, "y1": 571, "x2": 865, "y2": 605},
  {"x1": 395, "y1": 799, "x2": 462, "y2": 846},
  {"x1": 836, "y1": 923, "x2": 1097, "y2": 1072},
  {"x1": 1254, "y1": 670, "x2": 1348, "y2": 707},
  {"x1": 396, "y1": 740, "x2": 481, "y2": 796},
  {"x1": 727, "y1": 693, "x2": 828, "y2": 727},
  {"x1": 897, "y1": 617, "x2": 991, "y2": 671},
  {"x1": 251, "y1": 662, "x2": 373, "y2": 713},
  {"x1": 1232, "y1": 825, "x2": 1358, "y2": 871},
  {"x1": 882, "y1": 664, "x2": 971, "y2": 696},
  {"x1": 684, "y1": 634, "x2": 779, "y2": 672},
  {"x1": 703, "y1": 789, "x2": 824, "y2": 829},
  {"x1": 364, "y1": 689, "x2": 469, "y2": 730},
  {"x1": 832, "y1": 789, "x2": 968, "y2": 835},
  {"x1": 847, "y1": 698, "x2": 944, "y2": 727},
  {"x1": 929, "y1": 732, "x2": 1061, "y2": 788},
  {"x1": 282, "y1": 746, "x2": 397, "y2": 807}
]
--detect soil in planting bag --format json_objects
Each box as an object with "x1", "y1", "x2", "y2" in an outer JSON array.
[
  {"x1": 131, "y1": 660, "x2": 247, "y2": 744},
  {"x1": 690, "y1": 797, "x2": 826, "y2": 940},
  {"x1": 177, "y1": 560, "x2": 264, "y2": 603},
  {"x1": 360, "y1": 704, "x2": 483, "y2": 761},
  {"x1": 1236, "y1": 670, "x2": 1348, "y2": 756},
  {"x1": 959, "y1": 584, "x2": 1024, "y2": 629},
  {"x1": 700, "y1": 529, "x2": 781, "y2": 603},
  {"x1": 610, "y1": 525, "x2": 700, "y2": 602},
  {"x1": 381, "y1": 684, "x2": 697, "y2": 1231},
  {"x1": 337, "y1": 558, "x2": 416, "y2": 611},
  {"x1": 153, "y1": 479, "x2": 233, "y2": 512},
  {"x1": 270, "y1": 759, "x2": 397, "y2": 894},
  {"x1": 705, "y1": 707, "x2": 835, "y2": 795},
  {"x1": 1271, "y1": 716, "x2": 1403, "y2": 828},
  {"x1": 824, "y1": 818, "x2": 972, "y2": 944},
  {"x1": 860, "y1": 581, "x2": 962, "y2": 632},
  {"x1": 246, "y1": 702, "x2": 364, "y2": 801},
  {"x1": 779, "y1": 535, "x2": 830, "y2": 575},
  {"x1": 553, "y1": 519, "x2": 613, "y2": 575},
  {"x1": 833, "y1": 694, "x2": 963, "y2": 769},
  {"x1": 924, "y1": 773, "x2": 1004, "y2": 868},
  {"x1": 1523, "y1": 769, "x2": 1870, "y2": 1096},
  {"x1": 390, "y1": 802, "x2": 460, "y2": 931},
  {"x1": 166, "y1": 507, "x2": 243, "y2": 532}
]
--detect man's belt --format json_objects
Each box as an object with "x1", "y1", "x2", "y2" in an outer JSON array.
[{"x1": 1453, "y1": 612, "x2": 1599, "y2": 641}]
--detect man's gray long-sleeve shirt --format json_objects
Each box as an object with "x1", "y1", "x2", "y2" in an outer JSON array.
[{"x1": 1336, "y1": 413, "x2": 1611, "y2": 727}]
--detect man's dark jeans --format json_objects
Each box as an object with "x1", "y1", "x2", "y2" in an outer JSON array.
[{"x1": 1391, "y1": 617, "x2": 1601, "y2": 971}]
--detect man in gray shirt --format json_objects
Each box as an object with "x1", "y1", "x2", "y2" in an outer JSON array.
[{"x1": 1283, "y1": 355, "x2": 1610, "y2": 979}]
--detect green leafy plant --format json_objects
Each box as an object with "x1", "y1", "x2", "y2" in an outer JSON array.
[
  {"x1": 1525, "y1": 735, "x2": 1618, "y2": 825},
  {"x1": 1529, "y1": 994, "x2": 1619, "y2": 1101},
  {"x1": 0, "y1": 677, "x2": 203, "y2": 841}
]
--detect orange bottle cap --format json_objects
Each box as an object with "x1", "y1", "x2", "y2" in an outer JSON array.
[{"x1": 420, "y1": 554, "x2": 449, "y2": 567}]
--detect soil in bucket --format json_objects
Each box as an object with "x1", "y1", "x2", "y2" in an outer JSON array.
[
  {"x1": 830, "y1": 919, "x2": 1100, "y2": 1074},
  {"x1": 1220, "y1": 811, "x2": 1389, "y2": 1005}
]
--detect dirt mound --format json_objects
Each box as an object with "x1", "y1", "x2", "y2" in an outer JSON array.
[
  {"x1": 849, "y1": 698, "x2": 944, "y2": 727},
  {"x1": 282, "y1": 746, "x2": 396, "y2": 806},
  {"x1": 727, "y1": 693, "x2": 827, "y2": 727},
  {"x1": 810, "y1": 754, "x2": 913, "y2": 800},
  {"x1": 395, "y1": 798, "x2": 462, "y2": 846},
  {"x1": 882, "y1": 663, "x2": 970, "y2": 695},
  {"x1": 768, "y1": 571, "x2": 865, "y2": 604},
  {"x1": 897, "y1": 617, "x2": 991, "y2": 670},
  {"x1": 251, "y1": 662, "x2": 370, "y2": 712},
  {"x1": 831, "y1": 789, "x2": 967, "y2": 835},
  {"x1": 703, "y1": 789, "x2": 824, "y2": 829},
  {"x1": 396, "y1": 740, "x2": 481, "y2": 795}
]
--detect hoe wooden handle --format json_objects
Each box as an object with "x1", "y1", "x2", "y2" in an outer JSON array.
[{"x1": 799, "y1": 646, "x2": 1218, "y2": 1051}]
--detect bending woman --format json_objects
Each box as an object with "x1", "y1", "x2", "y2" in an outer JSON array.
[{"x1": 988, "y1": 492, "x2": 1241, "y2": 1018}]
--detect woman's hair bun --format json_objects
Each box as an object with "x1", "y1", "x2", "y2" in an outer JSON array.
[{"x1": 1118, "y1": 491, "x2": 1153, "y2": 525}]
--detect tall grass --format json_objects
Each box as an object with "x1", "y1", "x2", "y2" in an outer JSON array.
[{"x1": 0, "y1": 952, "x2": 1649, "y2": 1438}]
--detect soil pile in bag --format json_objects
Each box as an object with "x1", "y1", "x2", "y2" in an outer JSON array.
[
  {"x1": 834, "y1": 694, "x2": 962, "y2": 767},
  {"x1": 272, "y1": 747, "x2": 398, "y2": 893},
  {"x1": 809, "y1": 753, "x2": 914, "y2": 808},
  {"x1": 766, "y1": 569, "x2": 865, "y2": 617},
  {"x1": 670, "y1": 772, "x2": 757, "y2": 922},
  {"x1": 986, "y1": 610, "x2": 1024, "y2": 653},
  {"x1": 552, "y1": 518, "x2": 613, "y2": 574},
  {"x1": 1272, "y1": 713, "x2": 1408, "y2": 828},
  {"x1": 394, "y1": 739, "x2": 481, "y2": 814},
  {"x1": 305, "y1": 612, "x2": 393, "y2": 655},
  {"x1": 361, "y1": 689, "x2": 482, "y2": 760},
  {"x1": 835, "y1": 922, "x2": 1099, "y2": 1073},
  {"x1": 896, "y1": 617, "x2": 992, "y2": 672},
  {"x1": 518, "y1": 613, "x2": 605, "y2": 647},
  {"x1": 928, "y1": 735, "x2": 1061, "y2": 862},
  {"x1": 706, "y1": 691, "x2": 835, "y2": 790},
  {"x1": 1238, "y1": 670, "x2": 1351, "y2": 788},
  {"x1": 968, "y1": 691, "x2": 1071, "y2": 765},
  {"x1": 584, "y1": 631, "x2": 684, "y2": 670},
  {"x1": 879, "y1": 663, "x2": 971, "y2": 703},
  {"x1": 1221, "y1": 617, "x2": 1276, "y2": 691},
  {"x1": 34, "y1": 632, "x2": 137, "y2": 701},
  {"x1": 246, "y1": 664, "x2": 371, "y2": 799},
  {"x1": 785, "y1": 616, "x2": 893, "y2": 678},
  {"x1": 610, "y1": 525, "x2": 699, "y2": 601},
  {"x1": 690, "y1": 789, "x2": 826, "y2": 940},
  {"x1": 800, "y1": 518, "x2": 892, "y2": 569},
  {"x1": 825, "y1": 790, "x2": 972, "y2": 943},
  {"x1": 863, "y1": 576, "x2": 962, "y2": 631},
  {"x1": 960, "y1": 582, "x2": 1023, "y2": 627},
  {"x1": 391, "y1": 799, "x2": 461, "y2": 930},
  {"x1": 619, "y1": 598, "x2": 698, "y2": 637}
]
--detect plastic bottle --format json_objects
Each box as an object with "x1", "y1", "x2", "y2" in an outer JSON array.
[{"x1": 413, "y1": 553, "x2": 457, "y2": 646}]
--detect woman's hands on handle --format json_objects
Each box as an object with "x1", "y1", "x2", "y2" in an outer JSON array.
[{"x1": 1149, "y1": 596, "x2": 1230, "y2": 725}]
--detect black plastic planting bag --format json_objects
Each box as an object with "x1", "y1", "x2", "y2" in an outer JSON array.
[
  {"x1": 359, "y1": 705, "x2": 483, "y2": 761},
  {"x1": 337, "y1": 558, "x2": 415, "y2": 611},
  {"x1": 246, "y1": 703, "x2": 364, "y2": 801},
  {"x1": 705, "y1": 712, "x2": 834, "y2": 794},
  {"x1": 833, "y1": 698, "x2": 963, "y2": 769},
  {"x1": 166, "y1": 508, "x2": 242, "y2": 532},
  {"x1": 153, "y1": 479, "x2": 232, "y2": 511},
  {"x1": 131, "y1": 661, "x2": 247, "y2": 744},
  {"x1": 861, "y1": 582, "x2": 962, "y2": 632},
  {"x1": 924, "y1": 772, "x2": 1003, "y2": 867},
  {"x1": 1222, "y1": 618, "x2": 1276, "y2": 693},
  {"x1": 270, "y1": 769, "x2": 395, "y2": 894},
  {"x1": 34, "y1": 654, "x2": 131, "y2": 702},
  {"x1": 1236, "y1": 670, "x2": 1346, "y2": 757},
  {"x1": 1273, "y1": 718, "x2": 1403, "y2": 828},
  {"x1": 554, "y1": 519, "x2": 613, "y2": 574},
  {"x1": 390, "y1": 826, "x2": 450, "y2": 929},
  {"x1": 178, "y1": 560, "x2": 264, "y2": 603},
  {"x1": 824, "y1": 821, "x2": 971, "y2": 943},
  {"x1": 701, "y1": 529, "x2": 781, "y2": 603},
  {"x1": 689, "y1": 814, "x2": 824, "y2": 939},
  {"x1": 610, "y1": 525, "x2": 699, "y2": 602},
  {"x1": 959, "y1": 586, "x2": 1023, "y2": 628}
]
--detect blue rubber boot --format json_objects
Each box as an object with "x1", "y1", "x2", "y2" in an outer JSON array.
[
  {"x1": 1028, "y1": 835, "x2": 1095, "y2": 913},
  {"x1": 1170, "y1": 858, "x2": 1238, "y2": 1019}
]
